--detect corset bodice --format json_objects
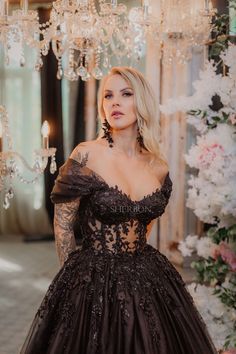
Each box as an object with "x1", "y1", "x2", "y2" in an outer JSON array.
[{"x1": 51, "y1": 155, "x2": 172, "y2": 255}]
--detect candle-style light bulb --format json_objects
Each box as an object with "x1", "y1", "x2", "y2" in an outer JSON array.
[
  {"x1": 111, "y1": 0, "x2": 117, "y2": 7},
  {"x1": 21, "y1": 0, "x2": 28, "y2": 15},
  {"x1": 204, "y1": 0, "x2": 209, "y2": 11},
  {"x1": 142, "y1": 0, "x2": 149, "y2": 6},
  {"x1": 0, "y1": 0, "x2": 9, "y2": 17},
  {"x1": 78, "y1": 0, "x2": 88, "y2": 6},
  {"x1": 41, "y1": 121, "x2": 50, "y2": 149}
]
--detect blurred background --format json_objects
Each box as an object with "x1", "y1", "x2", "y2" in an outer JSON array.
[{"x1": 0, "y1": 0, "x2": 235, "y2": 353}]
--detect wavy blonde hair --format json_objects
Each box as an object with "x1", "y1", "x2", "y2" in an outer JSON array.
[{"x1": 97, "y1": 66, "x2": 167, "y2": 166}]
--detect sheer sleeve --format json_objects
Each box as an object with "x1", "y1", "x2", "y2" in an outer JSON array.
[
  {"x1": 54, "y1": 200, "x2": 79, "y2": 267},
  {"x1": 50, "y1": 153, "x2": 94, "y2": 204},
  {"x1": 50, "y1": 144, "x2": 94, "y2": 266}
]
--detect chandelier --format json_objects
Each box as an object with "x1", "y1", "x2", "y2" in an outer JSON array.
[
  {"x1": 45, "y1": 0, "x2": 143, "y2": 81},
  {"x1": 0, "y1": 0, "x2": 142, "y2": 80},
  {"x1": 130, "y1": 0, "x2": 215, "y2": 65},
  {"x1": 0, "y1": 0, "x2": 51, "y2": 69},
  {"x1": 0, "y1": 106, "x2": 57, "y2": 209},
  {"x1": 0, "y1": 0, "x2": 216, "y2": 79}
]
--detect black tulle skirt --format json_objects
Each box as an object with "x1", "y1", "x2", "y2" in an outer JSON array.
[{"x1": 20, "y1": 245, "x2": 217, "y2": 354}]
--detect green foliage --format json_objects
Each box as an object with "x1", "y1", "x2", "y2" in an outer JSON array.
[
  {"x1": 207, "y1": 225, "x2": 236, "y2": 244},
  {"x1": 214, "y1": 276, "x2": 236, "y2": 309},
  {"x1": 187, "y1": 2, "x2": 236, "y2": 349},
  {"x1": 214, "y1": 275, "x2": 236, "y2": 349},
  {"x1": 223, "y1": 326, "x2": 236, "y2": 350},
  {"x1": 209, "y1": 0, "x2": 236, "y2": 61},
  {"x1": 188, "y1": 109, "x2": 232, "y2": 129},
  {"x1": 191, "y1": 257, "x2": 230, "y2": 284}
]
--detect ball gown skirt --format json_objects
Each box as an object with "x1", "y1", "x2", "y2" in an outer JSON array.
[{"x1": 19, "y1": 156, "x2": 218, "y2": 354}]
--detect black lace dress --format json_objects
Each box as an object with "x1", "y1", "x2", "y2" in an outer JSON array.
[{"x1": 20, "y1": 154, "x2": 218, "y2": 354}]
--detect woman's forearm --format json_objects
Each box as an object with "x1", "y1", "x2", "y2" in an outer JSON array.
[{"x1": 54, "y1": 200, "x2": 80, "y2": 266}]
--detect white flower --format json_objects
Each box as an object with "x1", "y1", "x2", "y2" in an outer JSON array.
[
  {"x1": 178, "y1": 241, "x2": 194, "y2": 257},
  {"x1": 196, "y1": 237, "x2": 217, "y2": 259},
  {"x1": 187, "y1": 283, "x2": 236, "y2": 350},
  {"x1": 185, "y1": 124, "x2": 236, "y2": 226},
  {"x1": 185, "y1": 234, "x2": 199, "y2": 248},
  {"x1": 161, "y1": 45, "x2": 236, "y2": 116}
]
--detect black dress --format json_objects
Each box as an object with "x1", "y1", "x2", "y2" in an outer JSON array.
[{"x1": 20, "y1": 154, "x2": 218, "y2": 354}]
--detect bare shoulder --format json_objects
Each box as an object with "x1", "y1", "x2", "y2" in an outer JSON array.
[
  {"x1": 69, "y1": 139, "x2": 105, "y2": 164},
  {"x1": 151, "y1": 158, "x2": 169, "y2": 184}
]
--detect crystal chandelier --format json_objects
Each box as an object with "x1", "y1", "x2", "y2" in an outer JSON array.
[
  {"x1": 0, "y1": 0, "x2": 51, "y2": 68},
  {"x1": 130, "y1": 0, "x2": 216, "y2": 65},
  {"x1": 0, "y1": 105, "x2": 57, "y2": 209},
  {"x1": 0, "y1": 0, "x2": 142, "y2": 80},
  {"x1": 47, "y1": 0, "x2": 141, "y2": 81},
  {"x1": 0, "y1": 0, "x2": 216, "y2": 77}
]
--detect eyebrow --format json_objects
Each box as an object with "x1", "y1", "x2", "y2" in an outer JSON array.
[{"x1": 104, "y1": 87, "x2": 133, "y2": 92}]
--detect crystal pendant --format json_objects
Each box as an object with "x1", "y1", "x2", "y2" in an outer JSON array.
[
  {"x1": 20, "y1": 57, "x2": 26, "y2": 67},
  {"x1": 81, "y1": 72, "x2": 91, "y2": 81},
  {"x1": 7, "y1": 187, "x2": 14, "y2": 199},
  {"x1": 76, "y1": 65, "x2": 87, "y2": 77},
  {"x1": 3, "y1": 195, "x2": 10, "y2": 209},
  {"x1": 91, "y1": 66, "x2": 103, "y2": 80},
  {"x1": 42, "y1": 45, "x2": 49, "y2": 56},
  {"x1": 50, "y1": 159, "x2": 57, "y2": 174},
  {"x1": 33, "y1": 159, "x2": 41, "y2": 171},
  {"x1": 103, "y1": 56, "x2": 109, "y2": 68},
  {"x1": 35, "y1": 62, "x2": 41, "y2": 71},
  {"x1": 9, "y1": 161, "x2": 17, "y2": 177},
  {"x1": 57, "y1": 68, "x2": 63, "y2": 80},
  {"x1": 64, "y1": 68, "x2": 77, "y2": 81}
]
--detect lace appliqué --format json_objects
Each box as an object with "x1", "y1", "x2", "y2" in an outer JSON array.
[{"x1": 48, "y1": 150, "x2": 178, "y2": 352}]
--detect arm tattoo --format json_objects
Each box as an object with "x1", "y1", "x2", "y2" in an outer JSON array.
[{"x1": 54, "y1": 199, "x2": 80, "y2": 267}]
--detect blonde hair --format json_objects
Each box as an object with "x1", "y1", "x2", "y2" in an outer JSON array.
[{"x1": 97, "y1": 66, "x2": 167, "y2": 166}]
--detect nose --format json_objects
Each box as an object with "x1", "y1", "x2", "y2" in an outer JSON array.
[{"x1": 112, "y1": 102, "x2": 120, "y2": 107}]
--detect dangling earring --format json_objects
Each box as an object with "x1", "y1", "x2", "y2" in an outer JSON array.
[
  {"x1": 137, "y1": 127, "x2": 145, "y2": 153},
  {"x1": 101, "y1": 118, "x2": 114, "y2": 148}
]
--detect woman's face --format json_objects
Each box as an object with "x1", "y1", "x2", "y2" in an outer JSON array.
[{"x1": 102, "y1": 74, "x2": 137, "y2": 130}]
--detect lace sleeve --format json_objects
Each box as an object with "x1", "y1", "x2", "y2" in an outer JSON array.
[
  {"x1": 54, "y1": 198, "x2": 80, "y2": 267},
  {"x1": 51, "y1": 144, "x2": 95, "y2": 266},
  {"x1": 50, "y1": 145, "x2": 94, "y2": 204}
]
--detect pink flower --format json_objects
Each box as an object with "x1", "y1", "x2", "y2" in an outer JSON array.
[
  {"x1": 218, "y1": 241, "x2": 236, "y2": 272},
  {"x1": 223, "y1": 349, "x2": 236, "y2": 354},
  {"x1": 212, "y1": 245, "x2": 220, "y2": 260},
  {"x1": 198, "y1": 143, "x2": 224, "y2": 167}
]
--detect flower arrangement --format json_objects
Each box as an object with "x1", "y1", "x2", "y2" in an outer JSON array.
[
  {"x1": 161, "y1": 42, "x2": 236, "y2": 352},
  {"x1": 185, "y1": 123, "x2": 236, "y2": 228}
]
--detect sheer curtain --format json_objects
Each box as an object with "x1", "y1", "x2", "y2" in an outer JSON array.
[
  {"x1": 145, "y1": 0, "x2": 206, "y2": 264},
  {"x1": 0, "y1": 46, "x2": 52, "y2": 236}
]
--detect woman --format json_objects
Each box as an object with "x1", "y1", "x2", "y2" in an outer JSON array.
[{"x1": 20, "y1": 67, "x2": 217, "y2": 354}]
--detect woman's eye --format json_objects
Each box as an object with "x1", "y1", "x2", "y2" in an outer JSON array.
[{"x1": 104, "y1": 92, "x2": 133, "y2": 99}]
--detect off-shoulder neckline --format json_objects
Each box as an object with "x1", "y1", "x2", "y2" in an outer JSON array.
[{"x1": 69, "y1": 158, "x2": 171, "y2": 204}]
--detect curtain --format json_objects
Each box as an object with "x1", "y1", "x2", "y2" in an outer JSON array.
[
  {"x1": 39, "y1": 8, "x2": 65, "y2": 226},
  {"x1": 146, "y1": 0, "x2": 228, "y2": 265},
  {"x1": 71, "y1": 78, "x2": 86, "y2": 244},
  {"x1": 73, "y1": 79, "x2": 86, "y2": 148},
  {"x1": 145, "y1": 0, "x2": 205, "y2": 264},
  {"x1": 0, "y1": 45, "x2": 52, "y2": 236}
]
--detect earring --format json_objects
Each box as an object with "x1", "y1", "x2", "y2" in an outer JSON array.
[
  {"x1": 101, "y1": 118, "x2": 114, "y2": 148},
  {"x1": 137, "y1": 127, "x2": 145, "y2": 153}
]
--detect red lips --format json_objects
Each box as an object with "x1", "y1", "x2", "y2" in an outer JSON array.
[{"x1": 111, "y1": 111, "x2": 124, "y2": 116}]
